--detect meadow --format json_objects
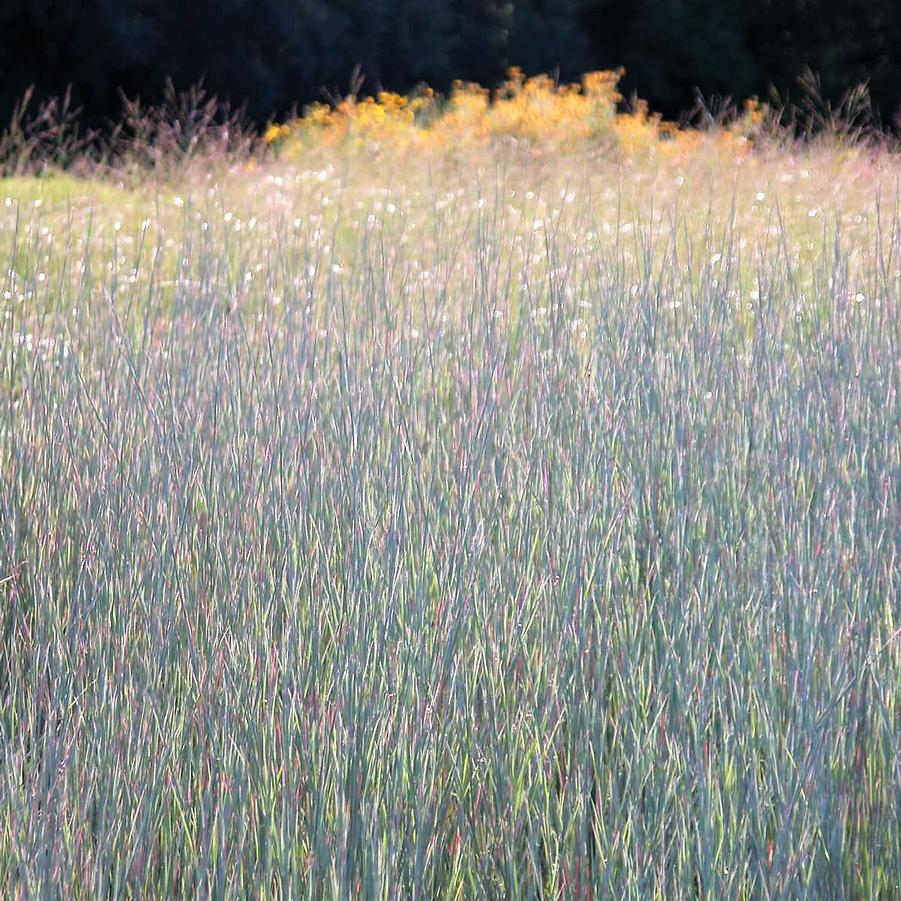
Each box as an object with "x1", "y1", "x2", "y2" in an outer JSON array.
[{"x1": 1, "y1": 76, "x2": 899, "y2": 897}]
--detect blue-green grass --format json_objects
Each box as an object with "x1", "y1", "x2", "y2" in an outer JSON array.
[{"x1": 0, "y1": 144, "x2": 899, "y2": 898}]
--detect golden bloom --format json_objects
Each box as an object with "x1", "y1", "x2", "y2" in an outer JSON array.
[
  {"x1": 263, "y1": 123, "x2": 288, "y2": 145},
  {"x1": 261, "y1": 67, "x2": 743, "y2": 162}
]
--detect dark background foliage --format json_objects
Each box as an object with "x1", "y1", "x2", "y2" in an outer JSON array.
[{"x1": 1, "y1": 0, "x2": 899, "y2": 130}]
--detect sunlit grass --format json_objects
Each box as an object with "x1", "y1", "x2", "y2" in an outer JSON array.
[{"x1": 1, "y1": 135, "x2": 899, "y2": 897}]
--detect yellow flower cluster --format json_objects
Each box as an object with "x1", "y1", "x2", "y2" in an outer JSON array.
[
  {"x1": 427, "y1": 68, "x2": 622, "y2": 148},
  {"x1": 264, "y1": 69, "x2": 762, "y2": 158}
]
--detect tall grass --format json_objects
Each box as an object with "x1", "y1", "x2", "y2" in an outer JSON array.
[{"x1": 1, "y1": 135, "x2": 899, "y2": 897}]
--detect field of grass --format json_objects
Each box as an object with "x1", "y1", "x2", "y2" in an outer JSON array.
[{"x1": 1, "y1": 123, "x2": 899, "y2": 897}]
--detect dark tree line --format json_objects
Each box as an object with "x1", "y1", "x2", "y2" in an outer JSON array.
[{"x1": 1, "y1": 0, "x2": 899, "y2": 131}]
